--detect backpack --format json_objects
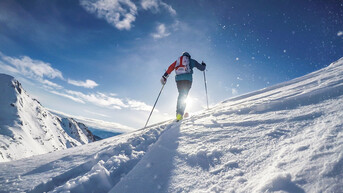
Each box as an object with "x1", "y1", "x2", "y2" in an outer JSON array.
[{"x1": 175, "y1": 56, "x2": 191, "y2": 75}]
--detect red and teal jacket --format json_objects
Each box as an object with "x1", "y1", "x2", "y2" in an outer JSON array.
[{"x1": 163, "y1": 56, "x2": 205, "y2": 82}]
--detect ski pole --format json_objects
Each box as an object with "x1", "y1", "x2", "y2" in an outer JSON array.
[
  {"x1": 144, "y1": 84, "x2": 165, "y2": 128},
  {"x1": 203, "y1": 70, "x2": 209, "y2": 109}
]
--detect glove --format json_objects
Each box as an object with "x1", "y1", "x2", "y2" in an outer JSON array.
[
  {"x1": 160, "y1": 76, "x2": 167, "y2": 85},
  {"x1": 201, "y1": 61, "x2": 206, "y2": 66},
  {"x1": 160, "y1": 73, "x2": 168, "y2": 85}
]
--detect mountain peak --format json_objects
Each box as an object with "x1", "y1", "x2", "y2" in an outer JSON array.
[
  {"x1": 0, "y1": 73, "x2": 23, "y2": 98},
  {"x1": 0, "y1": 73, "x2": 15, "y2": 82},
  {"x1": 0, "y1": 74, "x2": 96, "y2": 162}
]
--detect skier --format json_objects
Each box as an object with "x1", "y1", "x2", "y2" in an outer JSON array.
[{"x1": 160, "y1": 52, "x2": 206, "y2": 121}]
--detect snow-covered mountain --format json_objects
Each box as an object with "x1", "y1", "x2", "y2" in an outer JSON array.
[
  {"x1": 1, "y1": 57, "x2": 343, "y2": 192},
  {"x1": 0, "y1": 74, "x2": 95, "y2": 162}
]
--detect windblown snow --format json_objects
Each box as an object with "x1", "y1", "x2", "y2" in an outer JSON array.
[
  {"x1": 1, "y1": 58, "x2": 343, "y2": 192},
  {"x1": 0, "y1": 74, "x2": 95, "y2": 162}
]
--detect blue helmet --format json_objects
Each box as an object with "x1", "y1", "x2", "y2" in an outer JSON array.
[{"x1": 182, "y1": 52, "x2": 191, "y2": 58}]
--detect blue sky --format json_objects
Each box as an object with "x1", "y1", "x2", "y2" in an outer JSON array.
[{"x1": 0, "y1": 0, "x2": 342, "y2": 130}]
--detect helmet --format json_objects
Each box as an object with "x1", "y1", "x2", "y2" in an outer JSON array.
[{"x1": 182, "y1": 52, "x2": 191, "y2": 58}]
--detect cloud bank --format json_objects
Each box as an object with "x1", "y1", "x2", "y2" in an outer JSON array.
[
  {"x1": 68, "y1": 79, "x2": 99, "y2": 88},
  {"x1": 65, "y1": 90, "x2": 153, "y2": 111},
  {"x1": 0, "y1": 52, "x2": 152, "y2": 112},
  {"x1": 80, "y1": 0, "x2": 138, "y2": 30},
  {"x1": 0, "y1": 53, "x2": 63, "y2": 80},
  {"x1": 80, "y1": 0, "x2": 176, "y2": 31},
  {"x1": 141, "y1": 0, "x2": 176, "y2": 16},
  {"x1": 0, "y1": 53, "x2": 98, "y2": 90}
]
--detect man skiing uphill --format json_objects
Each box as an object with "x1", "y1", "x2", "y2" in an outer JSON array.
[{"x1": 161, "y1": 52, "x2": 206, "y2": 121}]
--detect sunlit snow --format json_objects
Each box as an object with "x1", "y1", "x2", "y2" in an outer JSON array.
[{"x1": 1, "y1": 58, "x2": 343, "y2": 192}]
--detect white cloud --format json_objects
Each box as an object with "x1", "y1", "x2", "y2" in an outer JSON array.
[
  {"x1": 0, "y1": 63, "x2": 19, "y2": 74},
  {"x1": 84, "y1": 110, "x2": 109, "y2": 118},
  {"x1": 141, "y1": 0, "x2": 176, "y2": 16},
  {"x1": 141, "y1": 0, "x2": 159, "y2": 10},
  {"x1": 160, "y1": 1, "x2": 176, "y2": 16},
  {"x1": 0, "y1": 53, "x2": 100, "y2": 91},
  {"x1": 151, "y1": 23, "x2": 170, "y2": 39},
  {"x1": 66, "y1": 90, "x2": 126, "y2": 109},
  {"x1": 127, "y1": 99, "x2": 154, "y2": 112},
  {"x1": 337, "y1": 31, "x2": 343, "y2": 37},
  {"x1": 80, "y1": 0, "x2": 138, "y2": 30},
  {"x1": 54, "y1": 89, "x2": 153, "y2": 112},
  {"x1": 0, "y1": 53, "x2": 67, "y2": 89},
  {"x1": 1, "y1": 54, "x2": 63, "y2": 80},
  {"x1": 0, "y1": 52, "x2": 151, "y2": 113},
  {"x1": 42, "y1": 79, "x2": 63, "y2": 89},
  {"x1": 68, "y1": 79, "x2": 99, "y2": 89},
  {"x1": 50, "y1": 90, "x2": 86, "y2": 104},
  {"x1": 80, "y1": 0, "x2": 176, "y2": 31}
]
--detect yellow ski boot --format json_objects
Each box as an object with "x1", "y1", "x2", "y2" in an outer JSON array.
[{"x1": 176, "y1": 113, "x2": 183, "y2": 121}]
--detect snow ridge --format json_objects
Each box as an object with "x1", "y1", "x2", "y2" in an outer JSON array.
[{"x1": 0, "y1": 74, "x2": 95, "y2": 162}]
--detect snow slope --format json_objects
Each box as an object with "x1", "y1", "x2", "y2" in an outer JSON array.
[
  {"x1": 1, "y1": 57, "x2": 343, "y2": 192},
  {"x1": 0, "y1": 74, "x2": 95, "y2": 162}
]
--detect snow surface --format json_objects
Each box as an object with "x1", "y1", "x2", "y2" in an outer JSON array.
[
  {"x1": 1, "y1": 58, "x2": 343, "y2": 192},
  {"x1": 0, "y1": 74, "x2": 95, "y2": 162}
]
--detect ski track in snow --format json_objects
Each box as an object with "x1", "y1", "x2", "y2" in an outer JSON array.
[
  {"x1": 0, "y1": 120, "x2": 173, "y2": 192},
  {"x1": 1, "y1": 58, "x2": 343, "y2": 192},
  {"x1": 44, "y1": 123, "x2": 176, "y2": 193}
]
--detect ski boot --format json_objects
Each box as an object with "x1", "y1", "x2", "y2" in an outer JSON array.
[{"x1": 176, "y1": 113, "x2": 183, "y2": 121}]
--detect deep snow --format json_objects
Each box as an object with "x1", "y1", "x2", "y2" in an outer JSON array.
[{"x1": 1, "y1": 58, "x2": 343, "y2": 192}]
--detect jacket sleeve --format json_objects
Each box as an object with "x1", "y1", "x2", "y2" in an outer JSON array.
[
  {"x1": 193, "y1": 59, "x2": 206, "y2": 71},
  {"x1": 164, "y1": 61, "x2": 177, "y2": 76}
]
